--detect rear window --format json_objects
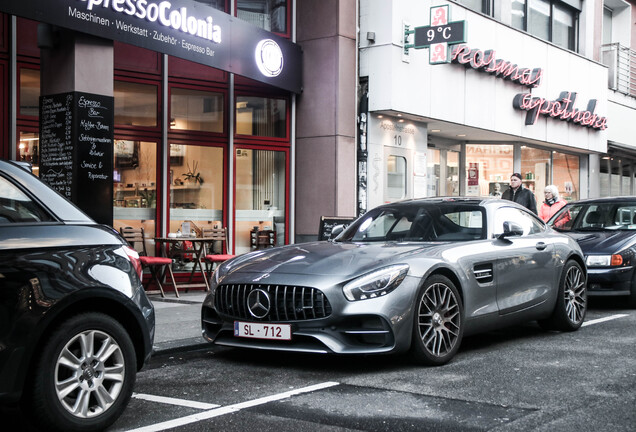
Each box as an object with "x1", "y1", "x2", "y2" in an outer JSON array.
[{"x1": 0, "y1": 176, "x2": 54, "y2": 223}]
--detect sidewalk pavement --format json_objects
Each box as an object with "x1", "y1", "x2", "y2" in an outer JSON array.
[{"x1": 148, "y1": 291, "x2": 210, "y2": 355}]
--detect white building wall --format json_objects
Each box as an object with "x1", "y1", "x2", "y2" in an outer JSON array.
[{"x1": 360, "y1": 0, "x2": 609, "y2": 154}]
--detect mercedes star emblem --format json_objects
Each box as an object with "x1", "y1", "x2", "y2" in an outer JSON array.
[{"x1": 247, "y1": 289, "x2": 271, "y2": 319}]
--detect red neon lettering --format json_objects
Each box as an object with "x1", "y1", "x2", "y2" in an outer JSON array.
[{"x1": 514, "y1": 91, "x2": 608, "y2": 130}]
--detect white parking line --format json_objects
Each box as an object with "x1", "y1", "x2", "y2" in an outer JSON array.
[
  {"x1": 582, "y1": 314, "x2": 629, "y2": 327},
  {"x1": 132, "y1": 393, "x2": 220, "y2": 410},
  {"x1": 124, "y1": 381, "x2": 340, "y2": 432}
]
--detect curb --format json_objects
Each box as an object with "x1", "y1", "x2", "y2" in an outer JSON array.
[{"x1": 152, "y1": 337, "x2": 211, "y2": 356}]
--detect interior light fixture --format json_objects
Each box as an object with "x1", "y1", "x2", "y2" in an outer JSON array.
[
  {"x1": 431, "y1": 129, "x2": 441, "y2": 133},
  {"x1": 457, "y1": 134, "x2": 467, "y2": 137}
]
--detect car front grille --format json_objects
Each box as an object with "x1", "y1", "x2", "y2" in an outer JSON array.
[{"x1": 214, "y1": 284, "x2": 332, "y2": 322}]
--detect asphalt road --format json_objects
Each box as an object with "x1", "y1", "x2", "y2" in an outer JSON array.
[{"x1": 6, "y1": 298, "x2": 635, "y2": 431}]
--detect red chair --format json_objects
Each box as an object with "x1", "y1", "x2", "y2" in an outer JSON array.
[
  {"x1": 120, "y1": 227, "x2": 179, "y2": 298},
  {"x1": 202, "y1": 227, "x2": 235, "y2": 280}
]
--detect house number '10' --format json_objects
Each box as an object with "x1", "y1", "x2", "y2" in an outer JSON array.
[{"x1": 394, "y1": 135, "x2": 402, "y2": 146}]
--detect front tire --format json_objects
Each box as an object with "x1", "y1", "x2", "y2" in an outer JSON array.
[
  {"x1": 410, "y1": 275, "x2": 464, "y2": 366},
  {"x1": 26, "y1": 312, "x2": 137, "y2": 432},
  {"x1": 539, "y1": 260, "x2": 587, "y2": 331}
]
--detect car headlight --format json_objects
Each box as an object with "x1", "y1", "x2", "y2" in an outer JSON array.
[
  {"x1": 586, "y1": 254, "x2": 623, "y2": 267},
  {"x1": 343, "y1": 264, "x2": 409, "y2": 301}
]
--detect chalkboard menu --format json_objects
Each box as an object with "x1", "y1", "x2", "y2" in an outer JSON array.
[
  {"x1": 40, "y1": 93, "x2": 74, "y2": 200},
  {"x1": 39, "y1": 92, "x2": 114, "y2": 225},
  {"x1": 318, "y1": 216, "x2": 357, "y2": 241}
]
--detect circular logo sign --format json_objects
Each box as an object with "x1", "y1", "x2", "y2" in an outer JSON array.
[
  {"x1": 255, "y1": 39, "x2": 284, "y2": 78},
  {"x1": 247, "y1": 289, "x2": 271, "y2": 319}
]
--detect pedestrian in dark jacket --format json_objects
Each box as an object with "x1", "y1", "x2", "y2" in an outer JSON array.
[{"x1": 502, "y1": 172, "x2": 537, "y2": 214}]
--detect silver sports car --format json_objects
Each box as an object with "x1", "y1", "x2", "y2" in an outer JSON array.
[{"x1": 202, "y1": 198, "x2": 587, "y2": 365}]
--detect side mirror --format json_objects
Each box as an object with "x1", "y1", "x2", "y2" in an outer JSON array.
[
  {"x1": 498, "y1": 221, "x2": 524, "y2": 239},
  {"x1": 329, "y1": 224, "x2": 345, "y2": 241}
]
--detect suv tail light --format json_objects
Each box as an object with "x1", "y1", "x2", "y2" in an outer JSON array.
[{"x1": 123, "y1": 245, "x2": 143, "y2": 281}]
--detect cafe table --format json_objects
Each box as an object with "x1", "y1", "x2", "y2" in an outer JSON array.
[{"x1": 154, "y1": 236, "x2": 211, "y2": 292}]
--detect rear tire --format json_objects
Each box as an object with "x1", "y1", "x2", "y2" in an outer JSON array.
[
  {"x1": 410, "y1": 275, "x2": 464, "y2": 366},
  {"x1": 539, "y1": 260, "x2": 586, "y2": 331},
  {"x1": 25, "y1": 312, "x2": 137, "y2": 432}
]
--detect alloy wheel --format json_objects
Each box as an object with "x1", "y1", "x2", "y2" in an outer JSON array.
[
  {"x1": 417, "y1": 282, "x2": 461, "y2": 357},
  {"x1": 54, "y1": 329, "x2": 126, "y2": 418},
  {"x1": 564, "y1": 264, "x2": 586, "y2": 324}
]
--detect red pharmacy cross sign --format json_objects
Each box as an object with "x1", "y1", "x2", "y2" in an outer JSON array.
[{"x1": 405, "y1": 5, "x2": 466, "y2": 64}]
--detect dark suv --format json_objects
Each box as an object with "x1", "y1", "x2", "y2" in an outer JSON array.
[{"x1": 0, "y1": 160, "x2": 155, "y2": 431}]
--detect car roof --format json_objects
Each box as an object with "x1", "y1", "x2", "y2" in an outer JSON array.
[
  {"x1": 377, "y1": 196, "x2": 505, "y2": 207},
  {"x1": 565, "y1": 196, "x2": 636, "y2": 205},
  {"x1": 0, "y1": 159, "x2": 94, "y2": 223}
]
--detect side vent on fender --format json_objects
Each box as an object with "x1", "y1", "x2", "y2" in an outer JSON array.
[{"x1": 473, "y1": 264, "x2": 493, "y2": 283}]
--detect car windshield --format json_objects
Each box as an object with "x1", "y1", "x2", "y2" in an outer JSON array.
[
  {"x1": 548, "y1": 201, "x2": 636, "y2": 232},
  {"x1": 337, "y1": 203, "x2": 486, "y2": 242}
]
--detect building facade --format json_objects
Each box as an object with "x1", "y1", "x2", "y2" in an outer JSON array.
[
  {"x1": 1, "y1": 0, "x2": 636, "y2": 262},
  {"x1": 358, "y1": 0, "x2": 636, "y2": 214}
]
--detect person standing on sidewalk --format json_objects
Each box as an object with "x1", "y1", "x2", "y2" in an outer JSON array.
[
  {"x1": 538, "y1": 184, "x2": 567, "y2": 222},
  {"x1": 502, "y1": 172, "x2": 537, "y2": 214}
]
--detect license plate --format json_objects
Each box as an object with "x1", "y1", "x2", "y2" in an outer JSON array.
[{"x1": 234, "y1": 321, "x2": 292, "y2": 340}]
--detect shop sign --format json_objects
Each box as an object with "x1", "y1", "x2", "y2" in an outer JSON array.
[
  {"x1": 513, "y1": 92, "x2": 608, "y2": 130},
  {"x1": 451, "y1": 45, "x2": 542, "y2": 88},
  {"x1": 0, "y1": 0, "x2": 302, "y2": 93},
  {"x1": 449, "y1": 43, "x2": 608, "y2": 130}
]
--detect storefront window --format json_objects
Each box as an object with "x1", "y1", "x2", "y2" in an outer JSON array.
[
  {"x1": 427, "y1": 148, "x2": 440, "y2": 197},
  {"x1": 386, "y1": 155, "x2": 407, "y2": 201},
  {"x1": 170, "y1": 88, "x2": 224, "y2": 133},
  {"x1": 169, "y1": 144, "x2": 224, "y2": 245},
  {"x1": 611, "y1": 158, "x2": 621, "y2": 196},
  {"x1": 237, "y1": 0, "x2": 287, "y2": 34},
  {"x1": 235, "y1": 149, "x2": 286, "y2": 255},
  {"x1": 113, "y1": 140, "x2": 158, "y2": 254},
  {"x1": 552, "y1": 151, "x2": 579, "y2": 202},
  {"x1": 19, "y1": 67, "x2": 39, "y2": 117},
  {"x1": 465, "y1": 144, "x2": 514, "y2": 197},
  {"x1": 521, "y1": 146, "x2": 551, "y2": 206},
  {"x1": 622, "y1": 165, "x2": 632, "y2": 195},
  {"x1": 600, "y1": 158, "x2": 610, "y2": 197},
  {"x1": 236, "y1": 96, "x2": 286, "y2": 138},
  {"x1": 114, "y1": 81, "x2": 158, "y2": 127},
  {"x1": 17, "y1": 131, "x2": 39, "y2": 175},
  {"x1": 447, "y1": 151, "x2": 460, "y2": 196}
]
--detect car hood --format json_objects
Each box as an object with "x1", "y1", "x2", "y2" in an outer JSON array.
[
  {"x1": 226, "y1": 241, "x2": 434, "y2": 277},
  {"x1": 565, "y1": 230, "x2": 636, "y2": 254}
]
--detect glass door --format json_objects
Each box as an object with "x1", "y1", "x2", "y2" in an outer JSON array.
[{"x1": 234, "y1": 148, "x2": 287, "y2": 255}]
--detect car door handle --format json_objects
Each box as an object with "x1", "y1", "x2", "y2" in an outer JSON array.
[{"x1": 536, "y1": 242, "x2": 547, "y2": 250}]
